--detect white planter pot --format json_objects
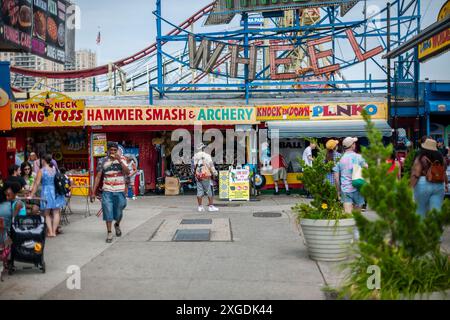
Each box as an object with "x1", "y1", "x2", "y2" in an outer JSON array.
[{"x1": 300, "y1": 218, "x2": 356, "y2": 262}]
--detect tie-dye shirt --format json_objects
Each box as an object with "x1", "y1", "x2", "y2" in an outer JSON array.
[{"x1": 333, "y1": 151, "x2": 366, "y2": 193}]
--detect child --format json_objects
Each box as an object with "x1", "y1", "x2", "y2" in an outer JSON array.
[{"x1": 6, "y1": 182, "x2": 27, "y2": 217}]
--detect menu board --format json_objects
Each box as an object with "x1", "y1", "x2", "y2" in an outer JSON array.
[
  {"x1": 228, "y1": 169, "x2": 250, "y2": 201},
  {"x1": 0, "y1": 0, "x2": 71, "y2": 63}
]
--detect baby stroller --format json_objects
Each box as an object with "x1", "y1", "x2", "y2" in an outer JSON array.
[{"x1": 9, "y1": 215, "x2": 46, "y2": 274}]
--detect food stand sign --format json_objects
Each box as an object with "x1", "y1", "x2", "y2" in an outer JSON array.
[
  {"x1": 228, "y1": 169, "x2": 250, "y2": 201},
  {"x1": 12, "y1": 91, "x2": 85, "y2": 128},
  {"x1": 69, "y1": 174, "x2": 89, "y2": 196},
  {"x1": 85, "y1": 106, "x2": 257, "y2": 126},
  {"x1": 0, "y1": 0, "x2": 71, "y2": 64},
  {"x1": 92, "y1": 133, "x2": 107, "y2": 157},
  {"x1": 418, "y1": 0, "x2": 450, "y2": 62}
]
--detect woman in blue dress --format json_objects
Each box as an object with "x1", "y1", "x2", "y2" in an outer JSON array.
[{"x1": 30, "y1": 154, "x2": 65, "y2": 237}]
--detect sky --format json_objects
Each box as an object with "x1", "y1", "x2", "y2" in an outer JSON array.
[{"x1": 73, "y1": 0, "x2": 449, "y2": 81}]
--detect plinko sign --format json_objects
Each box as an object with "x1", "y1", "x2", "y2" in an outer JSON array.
[
  {"x1": 310, "y1": 102, "x2": 387, "y2": 120},
  {"x1": 85, "y1": 106, "x2": 257, "y2": 126},
  {"x1": 12, "y1": 92, "x2": 85, "y2": 128},
  {"x1": 257, "y1": 102, "x2": 387, "y2": 121}
]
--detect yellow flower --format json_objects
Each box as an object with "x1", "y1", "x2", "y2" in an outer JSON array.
[{"x1": 321, "y1": 203, "x2": 328, "y2": 210}]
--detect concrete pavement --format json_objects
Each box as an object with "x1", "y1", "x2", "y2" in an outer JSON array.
[
  {"x1": 1, "y1": 194, "x2": 448, "y2": 300},
  {"x1": 0, "y1": 194, "x2": 327, "y2": 300}
]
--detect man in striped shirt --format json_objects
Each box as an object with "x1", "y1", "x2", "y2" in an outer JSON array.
[{"x1": 91, "y1": 142, "x2": 130, "y2": 243}]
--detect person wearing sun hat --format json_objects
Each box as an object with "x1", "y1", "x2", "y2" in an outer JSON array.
[
  {"x1": 333, "y1": 137, "x2": 368, "y2": 214},
  {"x1": 325, "y1": 139, "x2": 341, "y2": 186},
  {"x1": 410, "y1": 138, "x2": 448, "y2": 218}
]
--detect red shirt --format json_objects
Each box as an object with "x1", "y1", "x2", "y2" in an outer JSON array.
[{"x1": 271, "y1": 154, "x2": 287, "y2": 170}]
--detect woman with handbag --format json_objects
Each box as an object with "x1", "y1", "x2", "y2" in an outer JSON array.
[{"x1": 410, "y1": 139, "x2": 448, "y2": 218}]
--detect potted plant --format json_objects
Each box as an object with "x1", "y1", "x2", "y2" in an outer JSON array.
[
  {"x1": 337, "y1": 112, "x2": 450, "y2": 300},
  {"x1": 292, "y1": 142, "x2": 354, "y2": 262}
]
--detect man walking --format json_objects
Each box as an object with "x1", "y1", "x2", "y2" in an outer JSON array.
[
  {"x1": 91, "y1": 142, "x2": 130, "y2": 243},
  {"x1": 333, "y1": 137, "x2": 368, "y2": 214},
  {"x1": 193, "y1": 143, "x2": 219, "y2": 212},
  {"x1": 302, "y1": 142, "x2": 316, "y2": 167}
]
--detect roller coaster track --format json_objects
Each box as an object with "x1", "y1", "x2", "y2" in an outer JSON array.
[{"x1": 9, "y1": 2, "x2": 215, "y2": 79}]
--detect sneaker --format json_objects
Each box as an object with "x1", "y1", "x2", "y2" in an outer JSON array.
[
  {"x1": 132, "y1": 196, "x2": 137, "y2": 200},
  {"x1": 208, "y1": 205, "x2": 219, "y2": 212},
  {"x1": 106, "y1": 232, "x2": 113, "y2": 243},
  {"x1": 274, "y1": 191, "x2": 279, "y2": 195},
  {"x1": 114, "y1": 223, "x2": 122, "y2": 237},
  {"x1": 286, "y1": 190, "x2": 291, "y2": 196},
  {"x1": 198, "y1": 206, "x2": 205, "y2": 212}
]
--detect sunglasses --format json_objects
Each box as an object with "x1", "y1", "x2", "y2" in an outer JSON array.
[{"x1": 24, "y1": 168, "x2": 31, "y2": 171}]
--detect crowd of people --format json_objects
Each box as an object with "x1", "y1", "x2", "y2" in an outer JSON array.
[
  {"x1": 297, "y1": 136, "x2": 448, "y2": 217},
  {"x1": 0, "y1": 153, "x2": 69, "y2": 239},
  {"x1": 1, "y1": 136, "x2": 448, "y2": 250}
]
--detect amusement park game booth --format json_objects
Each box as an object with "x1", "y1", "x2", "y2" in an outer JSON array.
[
  {"x1": 9, "y1": 92, "x2": 90, "y2": 196},
  {"x1": 85, "y1": 105, "x2": 258, "y2": 193},
  {"x1": 259, "y1": 101, "x2": 392, "y2": 191}
]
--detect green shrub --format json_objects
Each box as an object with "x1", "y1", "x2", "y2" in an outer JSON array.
[
  {"x1": 338, "y1": 112, "x2": 450, "y2": 300},
  {"x1": 292, "y1": 144, "x2": 351, "y2": 221}
]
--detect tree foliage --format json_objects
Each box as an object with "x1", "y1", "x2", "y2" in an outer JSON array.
[{"x1": 339, "y1": 112, "x2": 450, "y2": 299}]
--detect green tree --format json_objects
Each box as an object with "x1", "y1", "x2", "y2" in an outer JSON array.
[{"x1": 339, "y1": 112, "x2": 450, "y2": 299}]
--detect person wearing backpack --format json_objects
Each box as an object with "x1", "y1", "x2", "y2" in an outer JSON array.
[
  {"x1": 410, "y1": 138, "x2": 448, "y2": 218},
  {"x1": 333, "y1": 137, "x2": 368, "y2": 214},
  {"x1": 193, "y1": 143, "x2": 219, "y2": 213},
  {"x1": 29, "y1": 154, "x2": 65, "y2": 238}
]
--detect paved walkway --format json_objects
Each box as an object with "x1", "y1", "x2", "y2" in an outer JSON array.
[
  {"x1": 0, "y1": 195, "x2": 326, "y2": 300},
  {"x1": 0, "y1": 195, "x2": 448, "y2": 300}
]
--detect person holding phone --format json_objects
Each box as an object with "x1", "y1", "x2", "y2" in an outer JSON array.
[{"x1": 91, "y1": 142, "x2": 130, "y2": 243}]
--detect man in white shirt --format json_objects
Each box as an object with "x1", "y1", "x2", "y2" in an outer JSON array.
[
  {"x1": 193, "y1": 143, "x2": 219, "y2": 213},
  {"x1": 302, "y1": 142, "x2": 317, "y2": 167}
]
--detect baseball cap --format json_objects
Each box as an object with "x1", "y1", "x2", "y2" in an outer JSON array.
[
  {"x1": 107, "y1": 141, "x2": 119, "y2": 149},
  {"x1": 326, "y1": 139, "x2": 339, "y2": 150},
  {"x1": 343, "y1": 137, "x2": 358, "y2": 149},
  {"x1": 196, "y1": 143, "x2": 206, "y2": 151}
]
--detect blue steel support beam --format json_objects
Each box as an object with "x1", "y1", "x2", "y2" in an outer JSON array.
[
  {"x1": 243, "y1": 12, "x2": 250, "y2": 104},
  {"x1": 156, "y1": 0, "x2": 164, "y2": 98}
]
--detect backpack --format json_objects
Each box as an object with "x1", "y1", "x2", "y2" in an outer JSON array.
[
  {"x1": 424, "y1": 157, "x2": 446, "y2": 183},
  {"x1": 194, "y1": 158, "x2": 212, "y2": 181},
  {"x1": 351, "y1": 155, "x2": 366, "y2": 191},
  {"x1": 54, "y1": 173, "x2": 71, "y2": 196}
]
